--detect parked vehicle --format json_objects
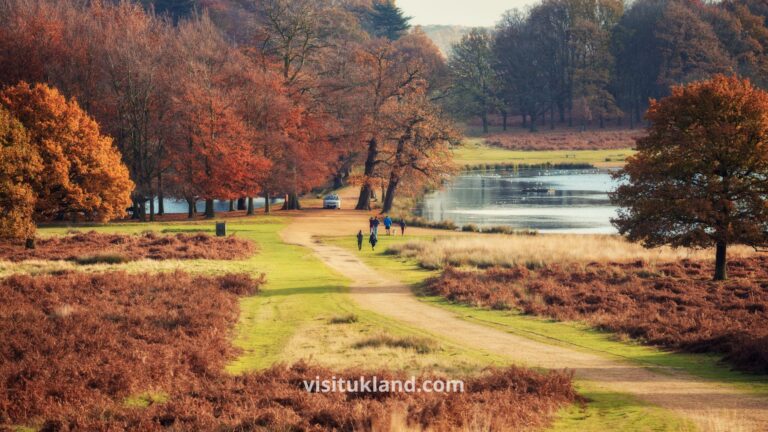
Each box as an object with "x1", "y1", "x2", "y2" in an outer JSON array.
[{"x1": 323, "y1": 194, "x2": 342, "y2": 209}]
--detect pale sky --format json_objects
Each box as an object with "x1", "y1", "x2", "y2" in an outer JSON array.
[{"x1": 397, "y1": 0, "x2": 533, "y2": 27}]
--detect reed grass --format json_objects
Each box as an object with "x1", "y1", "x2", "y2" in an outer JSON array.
[{"x1": 386, "y1": 235, "x2": 755, "y2": 270}]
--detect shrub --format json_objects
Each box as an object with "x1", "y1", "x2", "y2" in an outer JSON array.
[
  {"x1": 0, "y1": 271, "x2": 577, "y2": 430},
  {"x1": 0, "y1": 271, "x2": 263, "y2": 425},
  {"x1": 426, "y1": 257, "x2": 768, "y2": 373},
  {"x1": 0, "y1": 231, "x2": 256, "y2": 262},
  {"x1": 329, "y1": 313, "x2": 359, "y2": 324},
  {"x1": 398, "y1": 216, "x2": 458, "y2": 231},
  {"x1": 73, "y1": 252, "x2": 130, "y2": 265},
  {"x1": 484, "y1": 129, "x2": 641, "y2": 151},
  {"x1": 353, "y1": 334, "x2": 438, "y2": 354}
]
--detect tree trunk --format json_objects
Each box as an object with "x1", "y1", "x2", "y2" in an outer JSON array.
[
  {"x1": 481, "y1": 113, "x2": 489, "y2": 134},
  {"x1": 714, "y1": 241, "x2": 728, "y2": 281},
  {"x1": 333, "y1": 172, "x2": 344, "y2": 189},
  {"x1": 522, "y1": 114, "x2": 527, "y2": 128},
  {"x1": 356, "y1": 138, "x2": 378, "y2": 210},
  {"x1": 138, "y1": 199, "x2": 146, "y2": 222},
  {"x1": 382, "y1": 176, "x2": 400, "y2": 214},
  {"x1": 247, "y1": 197, "x2": 254, "y2": 215},
  {"x1": 229, "y1": 199, "x2": 235, "y2": 212},
  {"x1": 237, "y1": 198, "x2": 246, "y2": 211},
  {"x1": 186, "y1": 198, "x2": 196, "y2": 219},
  {"x1": 283, "y1": 192, "x2": 301, "y2": 210},
  {"x1": 549, "y1": 106, "x2": 555, "y2": 130},
  {"x1": 157, "y1": 172, "x2": 164, "y2": 215},
  {"x1": 131, "y1": 200, "x2": 140, "y2": 220},
  {"x1": 25, "y1": 237, "x2": 35, "y2": 249},
  {"x1": 204, "y1": 199, "x2": 214, "y2": 219},
  {"x1": 502, "y1": 111, "x2": 508, "y2": 131},
  {"x1": 264, "y1": 191, "x2": 271, "y2": 214},
  {"x1": 149, "y1": 197, "x2": 155, "y2": 222},
  {"x1": 529, "y1": 112, "x2": 538, "y2": 132}
]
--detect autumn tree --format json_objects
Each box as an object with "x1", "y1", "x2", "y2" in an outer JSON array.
[
  {"x1": 611, "y1": 75, "x2": 768, "y2": 281},
  {"x1": 655, "y1": 1, "x2": 734, "y2": 90},
  {"x1": 351, "y1": 33, "x2": 444, "y2": 210},
  {"x1": 0, "y1": 107, "x2": 41, "y2": 246},
  {"x1": 705, "y1": 1, "x2": 768, "y2": 88},
  {"x1": 0, "y1": 82, "x2": 133, "y2": 222},
  {"x1": 90, "y1": 1, "x2": 172, "y2": 221},
  {"x1": 251, "y1": 0, "x2": 357, "y2": 209},
  {"x1": 166, "y1": 15, "x2": 270, "y2": 219},
  {"x1": 379, "y1": 94, "x2": 457, "y2": 213}
]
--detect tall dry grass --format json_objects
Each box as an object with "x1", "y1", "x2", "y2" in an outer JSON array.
[{"x1": 386, "y1": 235, "x2": 755, "y2": 270}]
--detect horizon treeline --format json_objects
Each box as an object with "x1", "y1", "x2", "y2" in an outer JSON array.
[
  {"x1": 0, "y1": 0, "x2": 453, "y2": 220},
  {"x1": 447, "y1": 0, "x2": 768, "y2": 132}
]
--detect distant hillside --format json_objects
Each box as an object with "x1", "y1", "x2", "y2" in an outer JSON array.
[{"x1": 419, "y1": 25, "x2": 474, "y2": 57}]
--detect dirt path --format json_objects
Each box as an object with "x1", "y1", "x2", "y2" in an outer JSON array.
[{"x1": 281, "y1": 211, "x2": 768, "y2": 432}]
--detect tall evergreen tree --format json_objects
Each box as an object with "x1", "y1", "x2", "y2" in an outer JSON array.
[{"x1": 369, "y1": 0, "x2": 411, "y2": 40}]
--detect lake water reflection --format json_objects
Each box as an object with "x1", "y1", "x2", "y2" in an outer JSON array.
[{"x1": 416, "y1": 168, "x2": 620, "y2": 234}]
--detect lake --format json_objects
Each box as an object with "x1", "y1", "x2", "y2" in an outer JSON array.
[{"x1": 416, "y1": 168, "x2": 620, "y2": 234}]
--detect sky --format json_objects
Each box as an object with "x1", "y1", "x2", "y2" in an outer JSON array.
[{"x1": 397, "y1": 0, "x2": 531, "y2": 27}]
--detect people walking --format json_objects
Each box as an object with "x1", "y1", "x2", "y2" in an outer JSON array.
[
  {"x1": 369, "y1": 232, "x2": 378, "y2": 251},
  {"x1": 356, "y1": 230, "x2": 364, "y2": 251},
  {"x1": 384, "y1": 215, "x2": 392, "y2": 235},
  {"x1": 399, "y1": 218, "x2": 406, "y2": 236},
  {"x1": 372, "y1": 216, "x2": 380, "y2": 237},
  {"x1": 369, "y1": 217, "x2": 375, "y2": 234}
]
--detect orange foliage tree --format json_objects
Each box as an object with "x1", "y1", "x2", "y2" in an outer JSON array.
[
  {"x1": 0, "y1": 82, "x2": 133, "y2": 223},
  {"x1": 350, "y1": 32, "x2": 449, "y2": 211},
  {"x1": 379, "y1": 94, "x2": 457, "y2": 213},
  {"x1": 612, "y1": 75, "x2": 768, "y2": 281},
  {"x1": 166, "y1": 16, "x2": 271, "y2": 219},
  {"x1": 0, "y1": 107, "x2": 42, "y2": 245}
]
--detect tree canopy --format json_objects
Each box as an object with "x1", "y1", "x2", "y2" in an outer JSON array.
[
  {"x1": 0, "y1": 107, "x2": 41, "y2": 243},
  {"x1": 611, "y1": 75, "x2": 768, "y2": 281},
  {"x1": 0, "y1": 82, "x2": 134, "y2": 223}
]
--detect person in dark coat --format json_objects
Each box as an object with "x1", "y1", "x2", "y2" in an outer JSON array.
[
  {"x1": 357, "y1": 230, "x2": 364, "y2": 251},
  {"x1": 369, "y1": 217, "x2": 375, "y2": 234},
  {"x1": 399, "y1": 219, "x2": 406, "y2": 236},
  {"x1": 369, "y1": 233, "x2": 378, "y2": 250},
  {"x1": 372, "y1": 217, "x2": 380, "y2": 236}
]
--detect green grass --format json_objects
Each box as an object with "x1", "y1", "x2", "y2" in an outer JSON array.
[
  {"x1": 550, "y1": 383, "x2": 694, "y2": 432},
  {"x1": 453, "y1": 138, "x2": 635, "y2": 169},
  {"x1": 123, "y1": 391, "x2": 169, "y2": 408}
]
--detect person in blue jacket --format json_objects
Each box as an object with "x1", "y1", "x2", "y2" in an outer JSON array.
[{"x1": 383, "y1": 215, "x2": 392, "y2": 235}]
